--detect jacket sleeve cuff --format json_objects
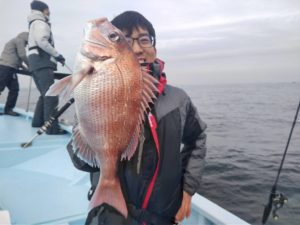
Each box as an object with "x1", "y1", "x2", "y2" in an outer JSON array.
[{"x1": 183, "y1": 177, "x2": 198, "y2": 196}]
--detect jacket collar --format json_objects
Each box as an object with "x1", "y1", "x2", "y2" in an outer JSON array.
[{"x1": 28, "y1": 10, "x2": 48, "y2": 24}]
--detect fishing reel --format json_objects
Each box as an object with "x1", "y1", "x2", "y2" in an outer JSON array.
[
  {"x1": 262, "y1": 100, "x2": 299, "y2": 224},
  {"x1": 262, "y1": 188, "x2": 288, "y2": 224},
  {"x1": 272, "y1": 192, "x2": 288, "y2": 220}
]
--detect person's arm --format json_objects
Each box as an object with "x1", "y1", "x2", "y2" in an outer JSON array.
[
  {"x1": 66, "y1": 140, "x2": 99, "y2": 172},
  {"x1": 32, "y1": 20, "x2": 59, "y2": 57},
  {"x1": 16, "y1": 39, "x2": 29, "y2": 67},
  {"x1": 176, "y1": 99, "x2": 207, "y2": 222},
  {"x1": 182, "y1": 99, "x2": 207, "y2": 195}
]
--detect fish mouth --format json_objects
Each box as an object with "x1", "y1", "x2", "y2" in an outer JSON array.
[
  {"x1": 85, "y1": 39, "x2": 107, "y2": 48},
  {"x1": 81, "y1": 50, "x2": 112, "y2": 61},
  {"x1": 81, "y1": 40, "x2": 112, "y2": 61},
  {"x1": 138, "y1": 58, "x2": 146, "y2": 64}
]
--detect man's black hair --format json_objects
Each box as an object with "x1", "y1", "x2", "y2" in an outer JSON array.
[{"x1": 111, "y1": 11, "x2": 156, "y2": 47}]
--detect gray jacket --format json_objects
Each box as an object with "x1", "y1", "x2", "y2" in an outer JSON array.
[
  {"x1": 0, "y1": 32, "x2": 29, "y2": 69},
  {"x1": 27, "y1": 10, "x2": 59, "y2": 71}
]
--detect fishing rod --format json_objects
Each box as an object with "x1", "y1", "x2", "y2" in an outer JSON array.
[
  {"x1": 262, "y1": 99, "x2": 300, "y2": 224},
  {"x1": 21, "y1": 97, "x2": 74, "y2": 148},
  {"x1": 21, "y1": 63, "x2": 74, "y2": 148}
]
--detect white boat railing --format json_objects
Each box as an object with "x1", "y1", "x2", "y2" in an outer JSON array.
[
  {"x1": 190, "y1": 194, "x2": 251, "y2": 225},
  {"x1": 0, "y1": 210, "x2": 11, "y2": 225}
]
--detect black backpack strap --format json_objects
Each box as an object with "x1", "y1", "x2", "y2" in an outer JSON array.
[{"x1": 28, "y1": 46, "x2": 40, "y2": 51}]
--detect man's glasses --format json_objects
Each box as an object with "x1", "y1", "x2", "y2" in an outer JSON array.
[{"x1": 125, "y1": 34, "x2": 155, "y2": 48}]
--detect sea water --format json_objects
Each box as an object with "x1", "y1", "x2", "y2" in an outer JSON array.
[{"x1": 185, "y1": 82, "x2": 300, "y2": 225}]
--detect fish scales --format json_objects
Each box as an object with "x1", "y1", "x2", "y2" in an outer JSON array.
[{"x1": 74, "y1": 61, "x2": 141, "y2": 153}]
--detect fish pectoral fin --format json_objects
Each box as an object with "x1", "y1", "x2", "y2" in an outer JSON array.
[
  {"x1": 69, "y1": 65, "x2": 94, "y2": 91},
  {"x1": 46, "y1": 75, "x2": 72, "y2": 97},
  {"x1": 46, "y1": 65, "x2": 93, "y2": 101},
  {"x1": 46, "y1": 75, "x2": 73, "y2": 108}
]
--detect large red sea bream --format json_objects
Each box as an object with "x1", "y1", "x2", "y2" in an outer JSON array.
[{"x1": 46, "y1": 18, "x2": 157, "y2": 217}]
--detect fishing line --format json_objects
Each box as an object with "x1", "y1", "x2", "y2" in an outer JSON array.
[{"x1": 262, "y1": 99, "x2": 300, "y2": 224}]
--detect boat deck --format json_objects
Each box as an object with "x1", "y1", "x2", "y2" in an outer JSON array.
[
  {"x1": 0, "y1": 108, "x2": 89, "y2": 225},
  {"x1": 0, "y1": 106, "x2": 250, "y2": 225}
]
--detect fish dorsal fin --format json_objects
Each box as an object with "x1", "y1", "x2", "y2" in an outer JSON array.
[
  {"x1": 121, "y1": 71, "x2": 158, "y2": 161},
  {"x1": 141, "y1": 70, "x2": 158, "y2": 107},
  {"x1": 72, "y1": 118, "x2": 98, "y2": 168}
]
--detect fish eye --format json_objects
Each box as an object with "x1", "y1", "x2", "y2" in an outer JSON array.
[{"x1": 108, "y1": 32, "x2": 120, "y2": 42}]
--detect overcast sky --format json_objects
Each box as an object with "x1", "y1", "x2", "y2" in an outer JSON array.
[{"x1": 0, "y1": 0, "x2": 300, "y2": 85}]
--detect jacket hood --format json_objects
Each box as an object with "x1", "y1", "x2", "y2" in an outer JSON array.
[
  {"x1": 16, "y1": 32, "x2": 29, "y2": 42},
  {"x1": 27, "y1": 10, "x2": 47, "y2": 24}
]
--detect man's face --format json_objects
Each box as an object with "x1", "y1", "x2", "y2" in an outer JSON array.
[
  {"x1": 123, "y1": 26, "x2": 156, "y2": 64},
  {"x1": 43, "y1": 8, "x2": 50, "y2": 17}
]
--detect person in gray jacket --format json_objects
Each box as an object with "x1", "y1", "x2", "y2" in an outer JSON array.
[
  {"x1": 28, "y1": 0, "x2": 66, "y2": 134},
  {"x1": 0, "y1": 32, "x2": 29, "y2": 116}
]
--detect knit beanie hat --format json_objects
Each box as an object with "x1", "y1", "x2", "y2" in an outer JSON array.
[{"x1": 30, "y1": 1, "x2": 49, "y2": 12}]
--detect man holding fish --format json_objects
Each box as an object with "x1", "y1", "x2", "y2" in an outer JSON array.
[{"x1": 56, "y1": 11, "x2": 207, "y2": 225}]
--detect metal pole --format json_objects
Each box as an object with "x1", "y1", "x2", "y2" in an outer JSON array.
[{"x1": 25, "y1": 75, "x2": 33, "y2": 113}]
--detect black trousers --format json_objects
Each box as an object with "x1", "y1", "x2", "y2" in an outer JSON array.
[
  {"x1": 31, "y1": 67, "x2": 60, "y2": 134},
  {"x1": 85, "y1": 203, "x2": 175, "y2": 225},
  {"x1": 0, "y1": 65, "x2": 19, "y2": 111},
  {"x1": 85, "y1": 203, "x2": 140, "y2": 225},
  {"x1": 87, "y1": 172, "x2": 175, "y2": 225}
]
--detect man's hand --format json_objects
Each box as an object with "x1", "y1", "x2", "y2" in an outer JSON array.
[
  {"x1": 175, "y1": 191, "x2": 192, "y2": 222},
  {"x1": 21, "y1": 62, "x2": 29, "y2": 70},
  {"x1": 55, "y1": 54, "x2": 66, "y2": 65}
]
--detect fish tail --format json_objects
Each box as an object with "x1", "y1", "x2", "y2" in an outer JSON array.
[{"x1": 89, "y1": 177, "x2": 128, "y2": 218}]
